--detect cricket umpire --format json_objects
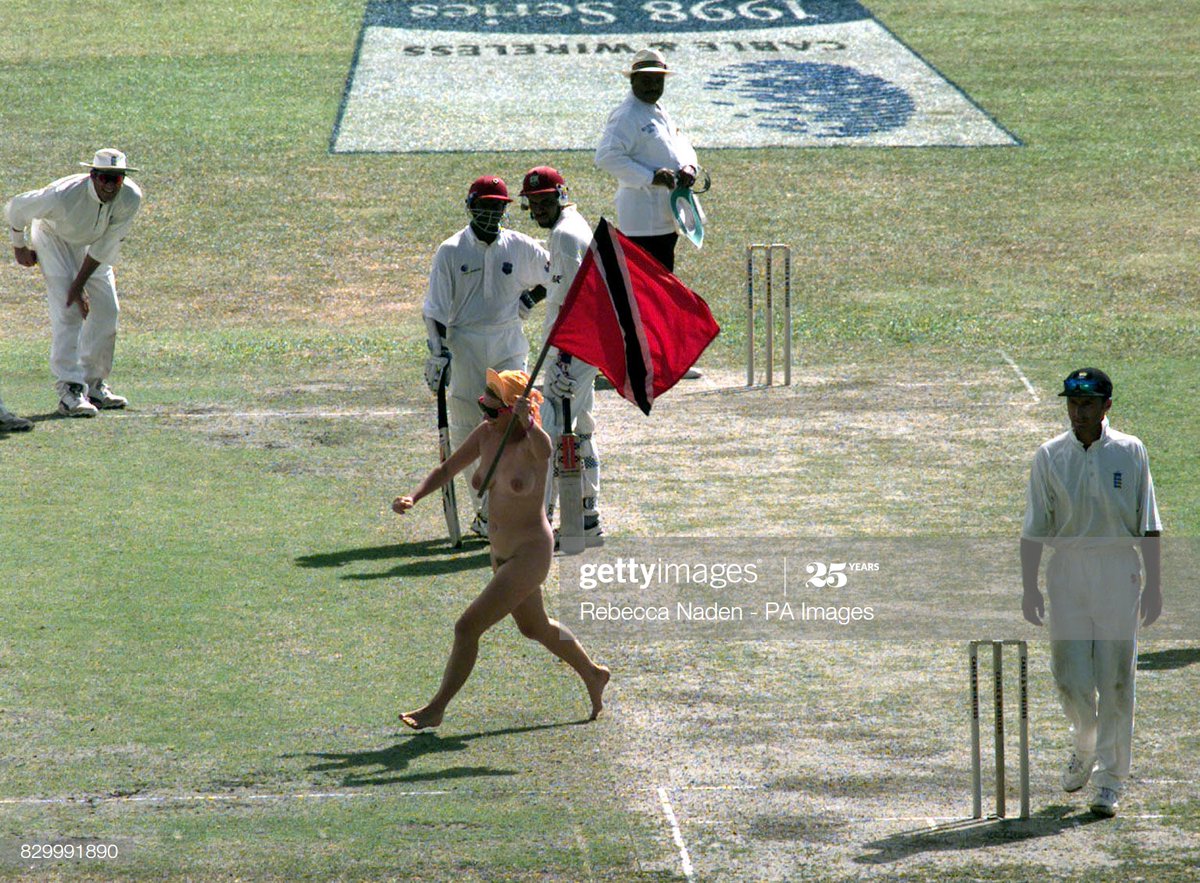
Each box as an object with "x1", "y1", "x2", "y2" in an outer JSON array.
[
  {"x1": 518, "y1": 166, "x2": 603, "y2": 543},
  {"x1": 6, "y1": 148, "x2": 142, "y2": 417},
  {"x1": 422, "y1": 175, "x2": 549, "y2": 538},
  {"x1": 1021, "y1": 368, "x2": 1162, "y2": 818},
  {"x1": 594, "y1": 48, "x2": 698, "y2": 273}
]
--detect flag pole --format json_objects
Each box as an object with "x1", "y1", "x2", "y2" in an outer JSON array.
[{"x1": 474, "y1": 338, "x2": 554, "y2": 500}]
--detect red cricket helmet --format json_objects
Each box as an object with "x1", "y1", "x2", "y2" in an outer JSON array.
[
  {"x1": 467, "y1": 175, "x2": 512, "y2": 205},
  {"x1": 519, "y1": 166, "x2": 566, "y2": 196}
]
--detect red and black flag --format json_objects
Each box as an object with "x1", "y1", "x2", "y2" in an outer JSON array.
[{"x1": 547, "y1": 218, "x2": 720, "y2": 415}]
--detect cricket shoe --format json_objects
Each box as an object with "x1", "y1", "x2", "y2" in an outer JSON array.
[
  {"x1": 87, "y1": 380, "x2": 128, "y2": 409},
  {"x1": 1089, "y1": 786, "x2": 1119, "y2": 818},
  {"x1": 1061, "y1": 751, "x2": 1095, "y2": 793},
  {"x1": 0, "y1": 407, "x2": 33, "y2": 432},
  {"x1": 57, "y1": 383, "x2": 99, "y2": 418},
  {"x1": 470, "y1": 513, "x2": 489, "y2": 540}
]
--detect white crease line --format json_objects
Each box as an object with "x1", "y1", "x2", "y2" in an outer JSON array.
[
  {"x1": 998, "y1": 350, "x2": 1040, "y2": 402},
  {"x1": 0, "y1": 790, "x2": 449, "y2": 807},
  {"x1": 1138, "y1": 779, "x2": 1196, "y2": 785},
  {"x1": 125, "y1": 408, "x2": 419, "y2": 420},
  {"x1": 566, "y1": 802, "x2": 597, "y2": 883},
  {"x1": 657, "y1": 786, "x2": 695, "y2": 882}
]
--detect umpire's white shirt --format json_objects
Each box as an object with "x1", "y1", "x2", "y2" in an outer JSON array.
[
  {"x1": 1022, "y1": 418, "x2": 1161, "y2": 545},
  {"x1": 423, "y1": 224, "x2": 549, "y2": 330},
  {"x1": 595, "y1": 93, "x2": 697, "y2": 237},
  {"x1": 6, "y1": 174, "x2": 142, "y2": 266}
]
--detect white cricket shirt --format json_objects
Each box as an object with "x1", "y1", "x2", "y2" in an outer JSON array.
[
  {"x1": 5, "y1": 173, "x2": 142, "y2": 266},
  {"x1": 1023, "y1": 418, "x2": 1162, "y2": 542},
  {"x1": 541, "y1": 205, "x2": 593, "y2": 339},
  {"x1": 423, "y1": 225, "x2": 549, "y2": 329},
  {"x1": 595, "y1": 92, "x2": 698, "y2": 237}
]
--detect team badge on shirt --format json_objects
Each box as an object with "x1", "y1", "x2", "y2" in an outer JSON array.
[
  {"x1": 502, "y1": 261, "x2": 513, "y2": 275},
  {"x1": 1113, "y1": 472, "x2": 1123, "y2": 488}
]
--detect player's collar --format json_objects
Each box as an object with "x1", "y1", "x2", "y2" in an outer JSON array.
[
  {"x1": 467, "y1": 223, "x2": 502, "y2": 246},
  {"x1": 1072, "y1": 416, "x2": 1110, "y2": 449}
]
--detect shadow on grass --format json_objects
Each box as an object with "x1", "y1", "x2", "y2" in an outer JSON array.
[
  {"x1": 295, "y1": 538, "x2": 491, "y2": 580},
  {"x1": 4, "y1": 409, "x2": 136, "y2": 432},
  {"x1": 1138, "y1": 647, "x2": 1200, "y2": 671},
  {"x1": 296, "y1": 721, "x2": 585, "y2": 787},
  {"x1": 2, "y1": 410, "x2": 73, "y2": 429},
  {"x1": 855, "y1": 805, "x2": 1108, "y2": 865}
]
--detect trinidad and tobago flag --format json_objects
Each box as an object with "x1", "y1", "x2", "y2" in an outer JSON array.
[{"x1": 546, "y1": 218, "x2": 720, "y2": 415}]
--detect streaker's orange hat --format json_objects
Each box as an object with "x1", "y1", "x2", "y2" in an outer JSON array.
[{"x1": 486, "y1": 368, "x2": 543, "y2": 426}]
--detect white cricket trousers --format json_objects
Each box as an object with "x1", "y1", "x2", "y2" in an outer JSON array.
[
  {"x1": 32, "y1": 222, "x2": 119, "y2": 392},
  {"x1": 1047, "y1": 546, "x2": 1142, "y2": 793},
  {"x1": 446, "y1": 320, "x2": 528, "y2": 516},
  {"x1": 541, "y1": 351, "x2": 600, "y2": 521}
]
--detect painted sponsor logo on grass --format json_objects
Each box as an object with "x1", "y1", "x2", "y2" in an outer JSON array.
[{"x1": 332, "y1": 1, "x2": 1018, "y2": 152}]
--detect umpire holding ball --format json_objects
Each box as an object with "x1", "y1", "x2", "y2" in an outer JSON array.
[
  {"x1": 1021, "y1": 368, "x2": 1162, "y2": 818},
  {"x1": 6, "y1": 149, "x2": 142, "y2": 417}
]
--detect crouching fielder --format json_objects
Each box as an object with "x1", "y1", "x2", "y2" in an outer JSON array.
[
  {"x1": 5, "y1": 149, "x2": 142, "y2": 417},
  {"x1": 392, "y1": 369, "x2": 609, "y2": 729}
]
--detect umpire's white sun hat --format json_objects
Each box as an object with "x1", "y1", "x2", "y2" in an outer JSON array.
[
  {"x1": 623, "y1": 48, "x2": 674, "y2": 76},
  {"x1": 80, "y1": 148, "x2": 140, "y2": 173}
]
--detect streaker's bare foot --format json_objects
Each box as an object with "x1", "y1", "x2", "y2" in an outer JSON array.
[
  {"x1": 586, "y1": 665, "x2": 611, "y2": 721},
  {"x1": 399, "y1": 706, "x2": 444, "y2": 730}
]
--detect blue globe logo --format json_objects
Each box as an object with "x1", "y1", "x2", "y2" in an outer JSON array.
[{"x1": 706, "y1": 61, "x2": 915, "y2": 138}]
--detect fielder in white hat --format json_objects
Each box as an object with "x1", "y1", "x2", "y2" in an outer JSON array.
[
  {"x1": 4, "y1": 149, "x2": 143, "y2": 416},
  {"x1": 595, "y1": 48, "x2": 698, "y2": 273}
]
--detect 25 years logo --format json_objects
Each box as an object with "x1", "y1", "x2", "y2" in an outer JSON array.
[
  {"x1": 804, "y1": 560, "x2": 880, "y2": 588},
  {"x1": 805, "y1": 561, "x2": 847, "y2": 589}
]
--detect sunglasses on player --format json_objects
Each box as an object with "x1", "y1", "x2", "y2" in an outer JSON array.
[
  {"x1": 478, "y1": 395, "x2": 512, "y2": 420},
  {"x1": 92, "y1": 170, "x2": 125, "y2": 184},
  {"x1": 1062, "y1": 376, "x2": 1107, "y2": 396}
]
